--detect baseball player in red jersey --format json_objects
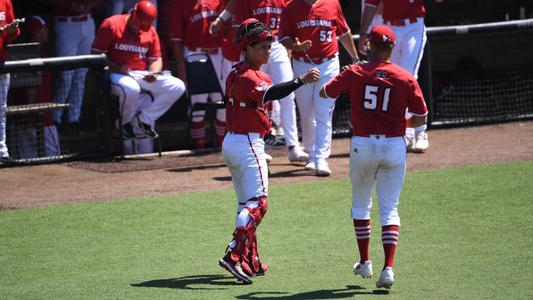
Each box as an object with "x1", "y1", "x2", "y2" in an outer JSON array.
[
  {"x1": 321, "y1": 25, "x2": 427, "y2": 289},
  {"x1": 92, "y1": 1, "x2": 185, "y2": 154},
  {"x1": 170, "y1": 0, "x2": 227, "y2": 149},
  {"x1": 46, "y1": 0, "x2": 100, "y2": 132},
  {"x1": 359, "y1": 0, "x2": 443, "y2": 153},
  {"x1": 218, "y1": 18, "x2": 319, "y2": 284},
  {"x1": 280, "y1": 0, "x2": 359, "y2": 176},
  {"x1": 0, "y1": 0, "x2": 20, "y2": 162}
]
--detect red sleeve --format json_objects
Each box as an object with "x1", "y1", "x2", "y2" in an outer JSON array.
[
  {"x1": 169, "y1": 0, "x2": 184, "y2": 42},
  {"x1": 91, "y1": 19, "x2": 113, "y2": 53},
  {"x1": 148, "y1": 29, "x2": 162, "y2": 60},
  {"x1": 407, "y1": 78, "x2": 428, "y2": 115},
  {"x1": 335, "y1": 0, "x2": 350, "y2": 36},
  {"x1": 323, "y1": 66, "x2": 356, "y2": 99},
  {"x1": 5, "y1": 0, "x2": 19, "y2": 42},
  {"x1": 241, "y1": 72, "x2": 272, "y2": 103},
  {"x1": 278, "y1": 8, "x2": 293, "y2": 41}
]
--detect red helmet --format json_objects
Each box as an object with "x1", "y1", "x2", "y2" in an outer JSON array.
[
  {"x1": 130, "y1": 1, "x2": 157, "y2": 31},
  {"x1": 234, "y1": 18, "x2": 272, "y2": 50}
]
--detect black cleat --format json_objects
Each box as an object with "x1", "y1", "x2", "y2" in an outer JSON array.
[{"x1": 218, "y1": 253, "x2": 253, "y2": 284}]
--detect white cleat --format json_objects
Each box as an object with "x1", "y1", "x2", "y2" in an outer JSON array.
[
  {"x1": 264, "y1": 153, "x2": 273, "y2": 163},
  {"x1": 305, "y1": 161, "x2": 316, "y2": 171},
  {"x1": 405, "y1": 135, "x2": 415, "y2": 153},
  {"x1": 414, "y1": 131, "x2": 429, "y2": 153},
  {"x1": 353, "y1": 260, "x2": 373, "y2": 278},
  {"x1": 315, "y1": 160, "x2": 332, "y2": 177},
  {"x1": 376, "y1": 267, "x2": 394, "y2": 289},
  {"x1": 288, "y1": 146, "x2": 309, "y2": 162}
]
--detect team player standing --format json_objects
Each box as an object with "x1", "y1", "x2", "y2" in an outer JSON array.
[{"x1": 321, "y1": 25, "x2": 428, "y2": 289}]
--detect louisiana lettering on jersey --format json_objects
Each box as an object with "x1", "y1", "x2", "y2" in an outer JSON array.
[
  {"x1": 113, "y1": 43, "x2": 148, "y2": 55},
  {"x1": 190, "y1": 10, "x2": 218, "y2": 22},
  {"x1": 297, "y1": 19, "x2": 333, "y2": 29},
  {"x1": 252, "y1": 7, "x2": 282, "y2": 16}
]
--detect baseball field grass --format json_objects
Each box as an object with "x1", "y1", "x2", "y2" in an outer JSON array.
[{"x1": 1, "y1": 161, "x2": 532, "y2": 299}]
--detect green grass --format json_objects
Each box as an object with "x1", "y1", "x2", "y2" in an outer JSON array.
[{"x1": 1, "y1": 161, "x2": 533, "y2": 299}]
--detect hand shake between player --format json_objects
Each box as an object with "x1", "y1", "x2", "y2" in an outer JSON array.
[{"x1": 300, "y1": 68, "x2": 320, "y2": 84}]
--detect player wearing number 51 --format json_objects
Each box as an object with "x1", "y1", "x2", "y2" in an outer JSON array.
[
  {"x1": 279, "y1": 0, "x2": 358, "y2": 176},
  {"x1": 320, "y1": 25, "x2": 427, "y2": 289}
]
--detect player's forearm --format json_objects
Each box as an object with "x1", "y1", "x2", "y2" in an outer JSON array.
[
  {"x1": 359, "y1": 5, "x2": 378, "y2": 35},
  {"x1": 339, "y1": 33, "x2": 359, "y2": 62},
  {"x1": 281, "y1": 38, "x2": 295, "y2": 51},
  {"x1": 148, "y1": 58, "x2": 163, "y2": 73},
  {"x1": 263, "y1": 77, "x2": 305, "y2": 103},
  {"x1": 171, "y1": 41, "x2": 186, "y2": 80},
  {"x1": 406, "y1": 114, "x2": 427, "y2": 128}
]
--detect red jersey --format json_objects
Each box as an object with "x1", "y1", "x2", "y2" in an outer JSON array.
[
  {"x1": 170, "y1": 0, "x2": 223, "y2": 49},
  {"x1": 0, "y1": 0, "x2": 19, "y2": 61},
  {"x1": 233, "y1": 0, "x2": 287, "y2": 37},
  {"x1": 365, "y1": 0, "x2": 425, "y2": 22},
  {"x1": 279, "y1": 0, "x2": 350, "y2": 61},
  {"x1": 225, "y1": 62, "x2": 273, "y2": 135},
  {"x1": 92, "y1": 15, "x2": 161, "y2": 71},
  {"x1": 323, "y1": 60, "x2": 427, "y2": 137}
]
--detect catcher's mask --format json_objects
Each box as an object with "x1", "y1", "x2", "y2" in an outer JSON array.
[
  {"x1": 130, "y1": 0, "x2": 157, "y2": 32},
  {"x1": 234, "y1": 18, "x2": 273, "y2": 50}
]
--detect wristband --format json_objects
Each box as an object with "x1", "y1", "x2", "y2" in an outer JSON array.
[{"x1": 218, "y1": 9, "x2": 231, "y2": 22}]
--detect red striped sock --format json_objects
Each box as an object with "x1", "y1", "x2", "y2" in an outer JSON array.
[
  {"x1": 353, "y1": 219, "x2": 371, "y2": 263},
  {"x1": 382, "y1": 225, "x2": 400, "y2": 269}
]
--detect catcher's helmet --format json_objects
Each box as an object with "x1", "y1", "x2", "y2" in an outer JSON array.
[
  {"x1": 130, "y1": 1, "x2": 157, "y2": 31},
  {"x1": 235, "y1": 18, "x2": 272, "y2": 50}
]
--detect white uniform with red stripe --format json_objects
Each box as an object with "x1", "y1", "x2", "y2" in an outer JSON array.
[
  {"x1": 323, "y1": 60, "x2": 427, "y2": 225},
  {"x1": 223, "y1": 61, "x2": 271, "y2": 205},
  {"x1": 92, "y1": 14, "x2": 185, "y2": 153},
  {"x1": 279, "y1": 0, "x2": 351, "y2": 166},
  {"x1": 0, "y1": 0, "x2": 19, "y2": 158},
  {"x1": 233, "y1": 0, "x2": 302, "y2": 149},
  {"x1": 170, "y1": 0, "x2": 226, "y2": 147},
  {"x1": 51, "y1": 1, "x2": 97, "y2": 126}
]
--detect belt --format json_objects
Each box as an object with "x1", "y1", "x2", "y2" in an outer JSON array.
[
  {"x1": 295, "y1": 54, "x2": 336, "y2": 65},
  {"x1": 228, "y1": 131, "x2": 264, "y2": 138},
  {"x1": 187, "y1": 47, "x2": 219, "y2": 55},
  {"x1": 228, "y1": 98, "x2": 257, "y2": 109},
  {"x1": 385, "y1": 17, "x2": 419, "y2": 27},
  {"x1": 57, "y1": 14, "x2": 89, "y2": 22},
  {"x1": 357, "y1": 134, "x2": 402, "y2": 139}
]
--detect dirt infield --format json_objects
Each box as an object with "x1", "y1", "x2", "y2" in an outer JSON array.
[{"x1": 1, "y1": 121, "x2": 532, "y2": 210}]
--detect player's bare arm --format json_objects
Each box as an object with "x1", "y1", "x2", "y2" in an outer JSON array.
[
  {"x1": 171, "y1": 41, "x2": 187, "y2": 85},
  {"x1": 339, "y1": 32, "x2": 360, "y2": 64},
  {"x1": 144, "y1": 57, "x2": 162, "y2": 82},
  {"x1": 358, "y1": 4, "x2": 378, "y2": 55},
  {"x1": 209, "y1": 0, "x2": 236, "y2": 36},
  {"x1": 280, "y1": 37, "x2": 312, "y2": 53}
]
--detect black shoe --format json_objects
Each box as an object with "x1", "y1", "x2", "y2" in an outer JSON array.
[
  {"x1": 137, "y1": 121, "x2": 158, "y2": 139},
  {"x1": 0, "y1": 156, "x2": 14, "y2": 165},
  {"x1": 218, "y1": 253, "x2": 253, "y2": 284},
  {"x1": 122, "y1": 123, "x2": 136, "y2": 139}
]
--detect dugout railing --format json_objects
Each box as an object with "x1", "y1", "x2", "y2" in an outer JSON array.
[{"x1": 0, "y1": 54, "x2": 110, "y2": 166}]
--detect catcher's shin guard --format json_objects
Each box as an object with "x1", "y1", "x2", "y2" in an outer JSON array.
[
  {"x1": 246, "y1": 196, "x2": 269, "y2": 226},
  {"x1": 248, "y1": 230, "x2": 268, "y2": 276}
]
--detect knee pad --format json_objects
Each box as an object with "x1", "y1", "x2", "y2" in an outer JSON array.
[{"x1": 246, "y1": 196, "x2": 268, "y2": 226}]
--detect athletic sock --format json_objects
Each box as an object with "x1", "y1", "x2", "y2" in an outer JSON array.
[
  {"x1": 353, "y1": 219, "x2": 371, "y2": 263},
  {"x1": 382, "y1": 225, "x2": 400, "y2": 269},
  {"x1": 190, "y1": 121, "x2": 205, "y2": 149}
]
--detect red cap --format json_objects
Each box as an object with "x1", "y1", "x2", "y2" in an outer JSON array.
[
  {"x1": 370, "y1": 25, "x2": 395, "y2": 45},
  {"x1": 131, "y1": 1, "x2": 157, "y2": 31},
  {"x1": 23, "y1": 16, "x2": 46, "y2": 35},
  {"x1": 235, "y1": 18, "x2": 272, "y2": 50}
]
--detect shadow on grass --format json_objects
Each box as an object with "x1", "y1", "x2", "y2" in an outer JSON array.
[
  {"x1": 131, "y1": 274, "x2": 241, "y2": 290},
  {"x1": 235, "y1": 285, "x2": 389, "y2": 299}
]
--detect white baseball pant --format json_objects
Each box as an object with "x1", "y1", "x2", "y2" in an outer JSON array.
[
  {"x1": 350, "y1": 136, "x2": 406, "y2": 226},
  {"x1": 0, "y1": 73, "x2": 9, "y2": 157},
  {"x1": 292, "y1": 55, "x2": 340, "y2": 164},
  {"x1": 261, "y1": 41, "x2": 300, "y2": 148},
  {"x1": 110, "y1": 71, "x2": 185, "y2": 127},
  {"x1": 184, "y1": 48, "x2": 226, "y2": 124},
  {"x1": 52, "y1": 14, "x2": 95, "y2": 124}
]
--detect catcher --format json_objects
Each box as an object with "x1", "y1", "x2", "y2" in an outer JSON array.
[{"x1": 218, "y1": 18, "x2": 319, "y2": 284}]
